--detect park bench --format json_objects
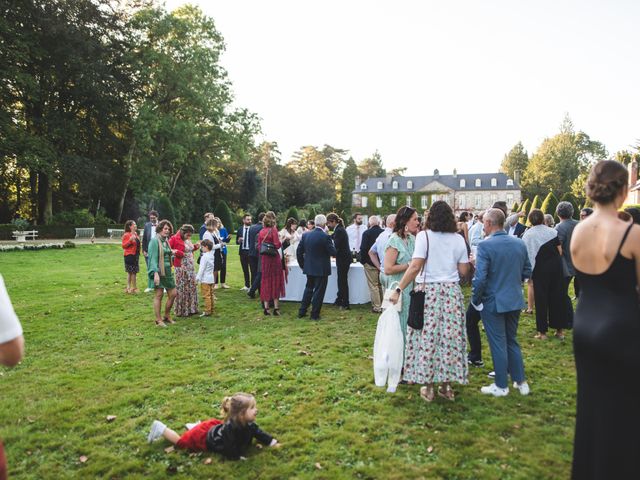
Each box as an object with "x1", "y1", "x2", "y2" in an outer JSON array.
[
  {"x1": 12, "y1": 230, "x2": 38, "y2": 242},
  {"x1": 75, "y1": 227, "x2": 95, "y2": 239},
  {"x1": 107, "y1": 228, "x2": 125, "y2": 238}
]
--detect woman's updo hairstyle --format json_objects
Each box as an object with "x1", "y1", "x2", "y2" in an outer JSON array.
[{"x1": 586, "y1": 160, "x2": 628, "y2": 205}]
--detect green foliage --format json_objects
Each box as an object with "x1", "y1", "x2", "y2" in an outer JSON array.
[
  {"x1": 285, "y1": 206, "x2": 299, "y2": 221},
  {"x1": 52, "y1": 209, "x2": 98, "y2": 226},
  {"x1": 339, "y1": 157, "x2": 359, "y2": 217},
  {"x1": 527, "y1": 195, "x2": 541, "y2": 226},
  {"x1": 500, "y1": 141, "x2": 529, "y2": 179},
  {"x1": 511, "y1": 201, "x2": 520, "y2": 213},
  {"x1": 214, "y1": 200, "x2": 234, "y2": 231},
  {"x1": 253, "y1": 202, "x2": 269, "y2": 220},
  {"x1": 358, "y1": 150, "x2": 386, "y2": 178},
  {"x1": 0, "y1": 245, "x2": 577, "y2": 478},
  {"x1": 156, "y1": 196, "x2": 176, "y2": 227},
  {"x1": 64, "y1": 240, "x2": 76, "y2": 248},
  {"x1": 518, "y1": 199, "x2": 531, "y2": 224},
  {"x1": 541, "y1": 192, "x2": 559, "y2": 220},
  {"x1": 10, "y1": 218, "x2": 30, "y2": 231}
]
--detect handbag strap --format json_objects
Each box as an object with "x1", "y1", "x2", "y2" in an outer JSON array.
[{"x1": 416, "y1": 231, "x2": 429, "y2": 291}]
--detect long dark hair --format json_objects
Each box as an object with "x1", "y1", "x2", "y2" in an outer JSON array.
[
  {"x1": 393, "y1": 206, "x2": 417, "y2": 238},
  {"x1": 427, "y1": 201, "x2": 457, "y2": 233},
  {"x1": 326, "y1": 212, "x2": 344, "y2": 227}
]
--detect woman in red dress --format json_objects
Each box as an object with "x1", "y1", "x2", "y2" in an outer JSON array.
[{"x1": 257, "y1": 211, "x2": 285, "y2": 316}]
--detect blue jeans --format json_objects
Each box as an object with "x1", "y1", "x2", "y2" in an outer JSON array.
[{"x1": 481, "y1": 309, "x2": 525, "y2": 388}]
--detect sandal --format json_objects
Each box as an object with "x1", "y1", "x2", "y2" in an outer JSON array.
[
  {"x1": 263, "y1": 308, "x2": 271, "y2": 316},
  {"x1": 534, "y1": 332, "x2": 547, "y2": 340},
  {"x1": 420, "y1": 385, "x2": 435, "y2": 403},
  {"x1": 438, "y1": 384, "x2": 455, "y2": 401},
  {"x1": 163, "y1": 317, "x2": 175, "y2": 324},
  {"x1": 522, "y1": 308, "x2": 533, "y2": 314},
  {"x1": 273, "y1": 308, "x2": 281, "y2": 316},
  {"x1": 155, "y1": 319, "x2": 167, "y2": 327}
]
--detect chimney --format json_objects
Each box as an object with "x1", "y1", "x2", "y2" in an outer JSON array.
[
  {"x1": 514, "y1": 170, "x2": 521, "y2": 185},
  {"x1": 433, "y1": 168, "x2": 440, "y2": 179},
  {"x1": 453, "y1": 168, "x2": 457, "y2": 178},
  {"x1": 629, "y1": 161, "x2": 638, "y2": 187},
  {"x1": 355, "y1": 175, "x2": 361, "y2": 189}
]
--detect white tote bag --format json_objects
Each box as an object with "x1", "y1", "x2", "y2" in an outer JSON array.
[{"x1": 373, "y1": 306, "x2": 404, "y2": 393}]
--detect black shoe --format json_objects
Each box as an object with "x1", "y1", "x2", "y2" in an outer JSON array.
[
  {"x1": 309, "y1": 316, "x2": 320, "y2": 321},
  {"x1": 339, "y1": 305, "x2": 350, "y2": 311},
  {"x1": 468, "y1": 359, "x2": 485, "y2": 367},
  {"x1": 247, "y1": 292, "x2": 256, "y2": 299},
  {"x1": 263, "y1": 308, "x2": 271, "y2": 316},
  {"x1": 273, "y1": 308, "x2": 281, "y2": 316},
  {"x1": 297, "y1": 312, "x2": 307, "y2": 319}
]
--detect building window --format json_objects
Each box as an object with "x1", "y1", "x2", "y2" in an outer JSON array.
[
  {"x1": 475, "y1": 178, "x2": 481, "y2": 187},
  {"x1": 376, "y1": 196, "x2": 382, "y2": 208},
  {"x1": 376, "y1": 181, "x2": 383, "y2": 189},
  {"x1": 507, "y1": 193, "x2": 514, "y2": 205},
  {"x1": 491, "y1": 178, "x2": 497, "y2": 187},
  {"x1": 507, "y1": 179, "x2": 514, "y2": 186},
  {"x1": 491, "y1": 193, "x2": 497, "y2": 205},
  {"x1": 406, "y1": 196, "x2": 412, "y2": 207},
  {"x1": 360, "y1": 183, "x2": 367, "y2": 190},
  {"x1": 361, "y1": 196, "x2": 368, "y2": 208},
  {"x1": 392, "y1": 180, "x2": 398, "y2": 190},
  {"x1": 459, "y1": 194, "x2": 465, "y2": 209},
  {"x1": 421, "y1": 195, "x2": 428, "y2": 209},
  {"x1": 475, "y1": 194, "x2": 482, "y2": 209},
  {"x1": 407, "y1": 180, "x2": 413, "y2": 189},
  {"x1": 391, "y1": 196, "x2": 397, "y2": 207},
  {"x1": 460, "y1": 179, "x2": 466, "y2": 188}
]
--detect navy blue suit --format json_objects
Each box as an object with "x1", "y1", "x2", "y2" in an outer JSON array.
[
  {"x1": 247, "y1": 222, "x2": 263, "y2": 295},
  {"x1": 332, "y1": 224, "x2": 351, "y2": 307},
  {"x1": 236, "y1": 224, "x2": 252, "y2": 288},
  {"x1": 472, "y1": 230, "x2": 532, "y2": 389},
  {"x1": 296, "y1": 227, "x2": 337, "y2": 319}
]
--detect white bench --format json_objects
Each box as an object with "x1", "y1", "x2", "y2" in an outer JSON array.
[
  {"x1": 107, "y1": 228, "x2": 125, "y2": 238},
  {"x1": 12, "y1": 230, "x2": 38, "y2": 242},
  {"x1": 75, "y1": 227, "x2": 95, "y2": 239}
]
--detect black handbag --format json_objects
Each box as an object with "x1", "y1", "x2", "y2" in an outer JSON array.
[
  {"x1": 259, "y1": 229, "x2": 278, "y2": 256},
  {"x1": 407, "y1": 232, "x2": 429, "y2": 330}
]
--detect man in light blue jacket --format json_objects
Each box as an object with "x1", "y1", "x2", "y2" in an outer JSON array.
[{"x1": 472, "y1": 208, "x2": 532, "y2": 397}]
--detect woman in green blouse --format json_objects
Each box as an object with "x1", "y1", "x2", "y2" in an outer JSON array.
[{"x1": 147, "y1": 220, "x2": 177, "y2": 327}]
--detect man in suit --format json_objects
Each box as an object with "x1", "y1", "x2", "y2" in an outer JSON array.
[
  {"x1": 493, "y1": 201, "x2": 525, "y2": 237},
  {"x1": 327, "y1": 213, "x2": 351, "y2": 310},
  {"x1": 247, "y1": 212, "x2": 265, "y2": 298},
  {"x1": 236, "y1": 213, "x2": 253, "y2": 291},
  {"x1": 359, "y1": 215, "x2": 384, "y2": 313},
  {"x1": 142, "y1": 210, "x2": 159, "y2": 293},
  {"x1": 472, "y1": 208, "x2": 532, "y2": 397},
  {"x1": 296, "y1": 214, "x2": 337, "y2": 320},
  {"x1": 345, "y1": 212, "x2": 365, "y2": 254}
]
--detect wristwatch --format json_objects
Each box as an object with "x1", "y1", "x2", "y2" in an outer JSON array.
[{"x1": 395, "y1": 287, "x2": 402, "y2": 294}]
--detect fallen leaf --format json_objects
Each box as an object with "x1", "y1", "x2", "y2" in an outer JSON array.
[
  {"x1": 263, "y1": 392, "x2": 269, "y2": 397},
  {"x1": 203, "y1": 457, "x2": 213, "y2": 465},
  {"x1": 298, "y1": 350, "x2": 312, "y2": 356},
  {"x1": 79, "y1": 455, "x2": 88, "y2": 463},
  {"x1": 230, "y1": 357, "x2": 236, "y2": 362},
  {"x1": 255, "y1": 444, "x2": 263, "y2": 450},
  {"x1": 164, "y1": 446, "x2": 175, "y2": 454},
  {"x1": 427, "y1": 446, "x2": 434, "y2": 454},
  {"x1": 106, "y1": 415, "x2": 117, "y2": 422},
  {"x1": 315, "y1": 462, "x2": 323, "y2": 470}
]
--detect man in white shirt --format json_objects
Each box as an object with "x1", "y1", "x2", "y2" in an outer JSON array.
[
  {"x1": 468, "y1": 211, "x2": 485, "y2": 248},
  {"x1": 368, "y1": 214, "x2": 396, "y2": 276},
  {"x1": 345, "y1": 212, "x2": 364, "y2": 254}
]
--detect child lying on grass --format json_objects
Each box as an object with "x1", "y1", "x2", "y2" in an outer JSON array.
[{"x1": 147, "y1": 392, "x2": 279, "y2": 460}]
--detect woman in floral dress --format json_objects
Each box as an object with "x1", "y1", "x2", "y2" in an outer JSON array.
[
  {"x1": 389, "y1": 201, "x2": 470, "y2": 402},
  {"x1": 169, "y1": 224, "x2": 200, "y2": 317}
]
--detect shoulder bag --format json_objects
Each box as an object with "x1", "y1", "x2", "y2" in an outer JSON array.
[
  {"x1": 259, "y1": 228, "x2": 278, "y2": 256},
  {"x1": 407, "y1": 231, "x2": 429, "y2": 330}
]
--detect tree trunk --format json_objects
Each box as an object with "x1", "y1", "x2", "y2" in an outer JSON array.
[
  {"x1": 37, "y1": 172, "x2": 53, "y2": 224},
  {"x1": 29, "y1": 169, "x2": 38, "y2": 222},
  {"x1": 116, "y1": 140, "x2": 136, "y2": 222}
]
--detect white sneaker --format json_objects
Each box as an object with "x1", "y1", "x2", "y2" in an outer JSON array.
[
  {"x1": 480, "y1": 383, "x2": 509, "y2": 397},
  {"x1": 144, "y1": 287, "x2": 152, "y2": 293},
  {"x1": 222, "y1": 284, "x2": 230, "y2": 289},
  {"x1": 185, "y1": 421, "x2": 201, "y2": 430},
  {"x1": 513, "y1": 381, "x2": 530, "y2": 396},
  {"x1": 241, "y1": 286, "x2": 249, "y2": 292},
  {"x1": 147, "y1": 420, "x2": 166, "y2": 443},
  {"x1": 488, "y1": 371, "x2": 495, "y2": 378}
]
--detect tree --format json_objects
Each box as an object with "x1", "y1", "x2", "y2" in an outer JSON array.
[
  {"x1": 156, "y1": 195, "x2": 176, "y2": 227},
  {"x1": 518, "y1": 199, "x2": 530, "y2": 224},
  {"x1": 214, "y1": 200, "x2": 234, "y2": 231},
  {"x1": 614, "y1": 149, "x2": 640, "y2": 165},
  {"x1": 521, "y1": 115, "x2": 608, "y2": 199},
  {"x1": 358, "y1": 150, "x2": 385, "y2": 178},
  {"x1": 511, "y1": 201, "x2": 520, "y2": 213},
  {"x1": 338, "y1": 157, "x2": 359, "y2": 217},
  {"x1": 500, "y1": 141, "x2": 529, "y2": 179},
  {"x1": 285, "y1": 206, "x2": 299, "y2": 221},
  {"x1": 541, "y1": 192, "x2": 559, "y2": 220},
  {"x1": 560, "y1": 192, "x2": 580, "y2": 220}
]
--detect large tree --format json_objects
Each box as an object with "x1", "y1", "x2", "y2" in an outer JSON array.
[
  {"x1": 358, "y1": 150, "x2": 386, "y2": 178},
  {"x1": 500, "y1": 141, "x2": 529, "y2": 179},
  {"x1": 521, "y1": 115, "x2": 608, "y2": 199}
]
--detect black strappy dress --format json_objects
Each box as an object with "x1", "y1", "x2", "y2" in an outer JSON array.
[{"x1": 572, "y1": 224, "x2": 640, "y2": 479}]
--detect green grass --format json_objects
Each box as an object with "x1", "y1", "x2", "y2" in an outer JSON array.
[{"x1": 0, "y1": 245, "x2": 575, "y2": 479}]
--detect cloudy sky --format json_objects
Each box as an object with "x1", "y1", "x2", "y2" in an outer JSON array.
[{"x1": 165, "y1": 0, "x2": 639, "y2": 175}]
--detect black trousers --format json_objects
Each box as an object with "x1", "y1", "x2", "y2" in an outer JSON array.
[
  {"x1": 299, "y1": 275, "x2": 328, "y2": 319},
  {"x1": 466, "y1": 303, "x2": 483, "y2": 362},
  {"x1": 220, "y1": 250, "x2": 228, "y2": 284},
  {"x1": 239, "y1": 249, "x2": 251, "y2": 288},
  {"x1": 532, "y1": 264, "x2": 567, "y2": 333},
  {"x1": 335, "y1": 259, "x2": 350, "y2": 307},
  {"x1": 573, "y1": 275, "x2": 581, "y2": 298},
  {"x1": 564, "y1": 276, "x2": 574, "y2": 329},
  {"x1": 248, "y1": 255, "x2": 259, "y2": 287}
]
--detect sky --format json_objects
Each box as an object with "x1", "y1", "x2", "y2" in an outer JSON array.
[{"x1": 165, "y1": 0, "x2": 639, "y2": 176}]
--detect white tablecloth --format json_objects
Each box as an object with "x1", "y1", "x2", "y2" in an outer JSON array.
[{"x1": 280, "y1": 260, "x2": 371, "y2": 304}]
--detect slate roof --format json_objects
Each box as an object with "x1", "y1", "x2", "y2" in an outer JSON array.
[{"x1": 352, "y1": 171, "x2": 519, "y2": 194}]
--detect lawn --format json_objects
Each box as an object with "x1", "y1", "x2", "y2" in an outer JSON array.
[{"x1": 0, "y1": 244, "x2": 575, "y2": 479}]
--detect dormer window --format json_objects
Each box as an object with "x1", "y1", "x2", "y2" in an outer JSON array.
[
  {"x1": 376, "y1": 181, "x2": 383, "y2": 190},
  {"x1": 506, "y1": 179, "x2": 514, "y2": 186},
  {"x1": 407, "y1": 180, "x2": 413, "y2": 189},
  {"x1": 360, "y1": 183, "x2": 368, "y2": 190},
  {"x1": 491, "y1": 178, "x2": 497, "y2": 187},
  {"x1": 475, "y1": 178, "x2": 481, "y2": 187},
  {"x1": 460, "y1": 179, "x2": 466, "y2": 188},
  {"x1": 392, "y1": 180, "x2": 398, "y2": 189}
]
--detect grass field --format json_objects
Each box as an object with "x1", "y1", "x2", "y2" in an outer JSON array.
[{"x1": 0, "y1": 244, "x2": 576, "y2": 479}]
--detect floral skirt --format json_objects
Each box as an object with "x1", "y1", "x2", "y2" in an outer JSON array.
[
  {"x1": 403, "y1": 282, "x2": 468, "y2": 385},
  {"x1": 174, "y1": 266, "x2": 199, "y2": 316}
]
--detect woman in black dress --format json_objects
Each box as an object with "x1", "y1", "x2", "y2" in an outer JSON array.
[
  {"x1": 570, "y1": 160, "x2": 640, "y2": 479},
  {"x1": 522, "y1": 208, "x2": 569, "y2": 339}
]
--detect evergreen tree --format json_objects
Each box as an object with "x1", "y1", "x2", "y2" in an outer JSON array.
[
  {"x1": 500, "y1": 141, "x2": 529, "y2": 179},
  {"x1": 214, "y1": 200, "x2": 234, "y2": 231},
  {"x1": 518, "y1": 199, "x2": 530, "y2": 224},
  {"x1": 541, "y1": 192, "x2": 559, "y2": 221},
  {"x1": 157, "y1": 196, "x2": 176, "y2": 227},
  {"x1": 511, "y1": 201, "x2": 520, "y2": 213},
  {"x1": 285, "y1": 206, "x2": 299, "y2": 221},
  {"x1": 560, "y1": 192, "x2": 581, "y2": 220}
]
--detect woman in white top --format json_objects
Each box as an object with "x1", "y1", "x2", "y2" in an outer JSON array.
[
  {"x1": 279, "y1": 217, "x2": 298, "y2": 263},
  {"x1": 390, "y1": 201, "x2": 470, "y2": 402}
]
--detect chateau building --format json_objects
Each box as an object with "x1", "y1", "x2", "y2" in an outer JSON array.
[{"x1": 351, "y1": 169, "x2": 521, "y2": 214}]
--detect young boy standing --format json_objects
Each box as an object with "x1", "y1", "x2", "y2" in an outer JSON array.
[{"x1": 196, "y1": 239, "x2": 216, "y2": 316}]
